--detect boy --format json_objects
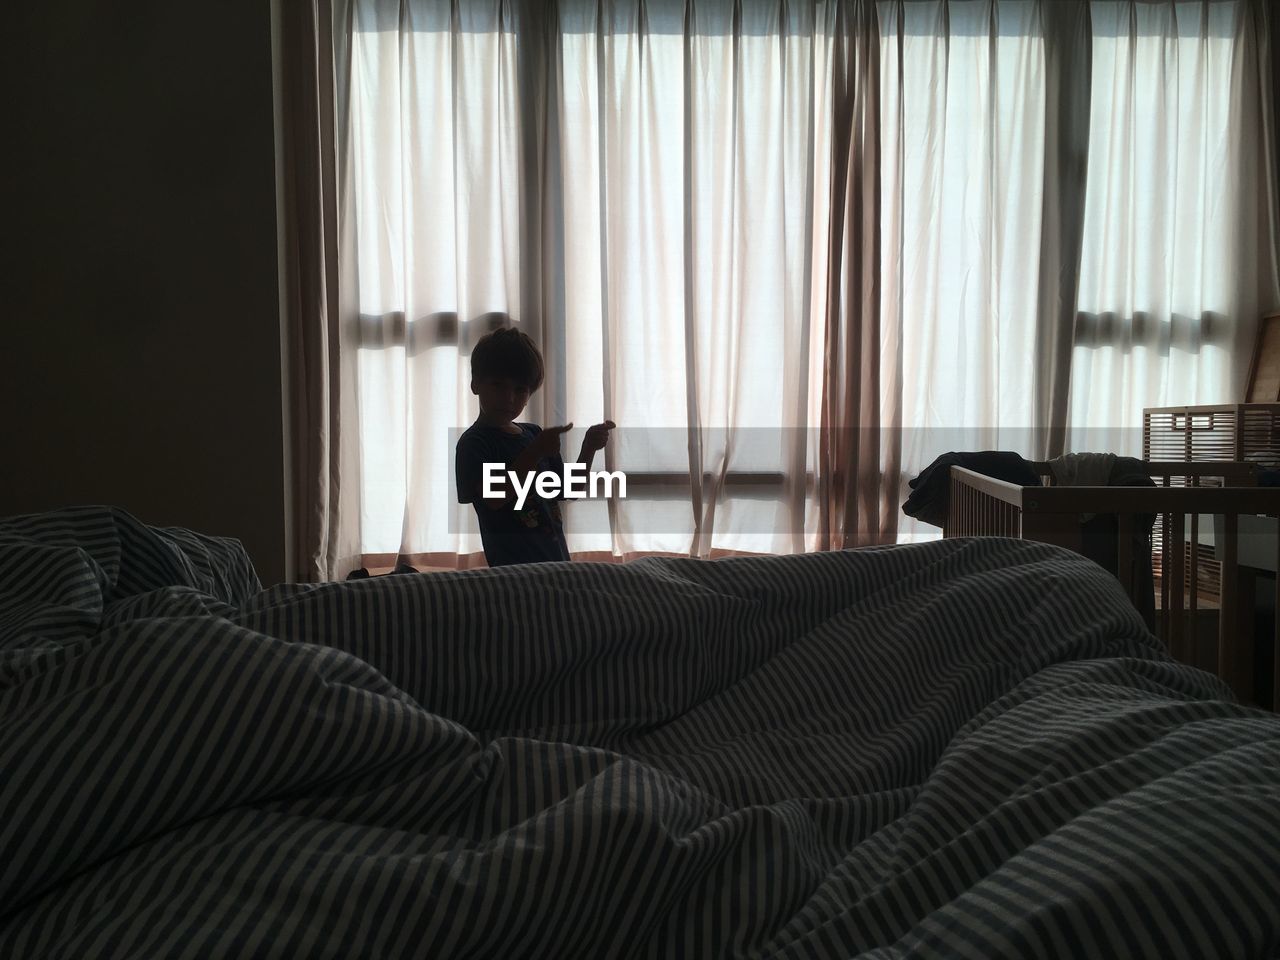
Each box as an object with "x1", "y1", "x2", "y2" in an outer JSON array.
[{"x1": 455, "y1": 327, "x2": 615, "y2": 566}]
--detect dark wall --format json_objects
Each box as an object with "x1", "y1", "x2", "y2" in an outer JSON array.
[{"x1": 4, "y1": 4, "x2": 287, "y2": 584}]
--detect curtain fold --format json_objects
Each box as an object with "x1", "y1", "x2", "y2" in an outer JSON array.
[
  {"x1": 817, "y1": 0, "x2": 890, "y2": 548},
  {"x1": 1032, "y1": 0, "x2": 1091, "y2": 461},
  {"x1": 1258, "y1": 0, "x2": 1280, "y2": 316},
  {"x1": 278, "y1": 0, "x2": 363, "y2": 581}
]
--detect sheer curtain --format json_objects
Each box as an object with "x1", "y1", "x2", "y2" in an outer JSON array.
[
  {"x1": 817, "y1": 0, "x2": 893, "y2": 549},
  {"x1": 337, "y1": 0, "x2": 859, "y2": 567},
  {"x1": 288, "y1": 0, "x2": 1279, "y2": 577},
  {"x1": 878, "y1": 0, "x2": 1277, "y2": 541},
  {"x1": 341, "y1": 0, "x2": 526, "y2": 568},
  {"x1": 878, "y1": 0, "x2": 1091, "y2": 542},
  {"x1": 277, "y1": 0, "x2": 364, "y2": 581},
  {"x1": 1068, "y1": 0, "x2": 1280, "y2": 454}
]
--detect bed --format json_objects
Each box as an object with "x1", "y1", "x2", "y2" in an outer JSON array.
[{"x1": 1, "y1": 506, "x2": 1279, "y2": 958}]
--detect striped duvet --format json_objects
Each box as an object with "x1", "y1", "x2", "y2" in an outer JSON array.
[{"x1": 1, "y1": 506, "x2": 1277, "y2": 959}]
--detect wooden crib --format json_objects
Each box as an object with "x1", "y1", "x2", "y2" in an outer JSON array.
[{"x1": 945, "y1": 461, "x2": 1280, "y2": 710}]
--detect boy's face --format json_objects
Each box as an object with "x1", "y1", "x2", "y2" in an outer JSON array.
[{"x1": 472, "y1": 376, "x2": 531, "y2": 423}]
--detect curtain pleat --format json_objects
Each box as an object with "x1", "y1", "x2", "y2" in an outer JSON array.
[
  {"x1": 1033, "y1": 0, "x2": 1091, "y2": 461},
  {"x1": 818, "y1": 0, "x2": 890, "y2": 548},
  {"x1": 1259, "y1": 0, "x2": 1280, "y2": 314},
  {"x1": 279, "y1": 0, "x2": 340, "y2": 581},
  {"x1": 278, "y1": 0, "x2": 365, "y2": 581}
]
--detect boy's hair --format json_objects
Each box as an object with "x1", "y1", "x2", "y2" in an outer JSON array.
[{"x1": 471, "y1": 326, "x2": 544, "y2": 391}]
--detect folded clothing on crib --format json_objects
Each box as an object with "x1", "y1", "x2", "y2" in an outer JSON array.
[{"x1": 903, "y1": 451, "x2": 1041, "y2": 528}]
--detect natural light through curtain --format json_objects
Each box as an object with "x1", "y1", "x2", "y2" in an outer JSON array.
[
  {"x1": 879, "y1": 0, "x2": 1049, "y2": 541},
  {"x1": 345, "y1": 0, "x2": 834, "y2": 561},
  {"x1": 349, "y1": 7, "x2": 521, "y2": 555},
  {"x1": 1069, "y1": 0, "x2": 1274, "y2": 454},
  {"x1": 338, "y1": 0, "x2": 1276, "y2": 565},
  {"x1": 558, "y1": 3, "x2": 828, "y2": 557}
]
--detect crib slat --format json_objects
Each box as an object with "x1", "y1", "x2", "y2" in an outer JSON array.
[
  {"x1": 1117, "y1": 514, "x2": 1134, "y2": 598},
  {"x1": 1169, "y1": 513, "x2": 1185, "y2": 663},
  {"x1": 1182, "y1": 514, "x2": 1192, "y2": 634},
  {"x1": 1218, "y1": 513, "x2": 1244, "y2": 702},
  {"x1": 1160, "y1": 511, "x2": 1171, "y2": 647}
]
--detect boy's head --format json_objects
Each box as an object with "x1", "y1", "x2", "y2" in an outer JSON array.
[{"x1": 470, "y1": 326, "x2": 544, "y2": 423}]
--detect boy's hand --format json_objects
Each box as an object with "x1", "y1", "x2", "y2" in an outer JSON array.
[
  {"x1": 580, "y1": 420, "x2": 616, "y2": 457},
  {"x1": 529, "y1": 423, "x2": 573, "y2": 460}
]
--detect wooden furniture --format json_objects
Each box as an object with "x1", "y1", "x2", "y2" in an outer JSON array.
[
  {"x1": 945, "y1": 461, "x2": 1279, "y2": 710},
  {"x1": 1246, "y1": 313, "x2": 1280, "y2": 402},
  {"x1": 1144, "y1": 403, "x2": 1280, "y2": 466},
  {"x1": 1142, "y1": 401, "x2": 1279, "y2": 632}
]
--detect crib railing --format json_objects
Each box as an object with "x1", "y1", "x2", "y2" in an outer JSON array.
[{"x1": 946, "y1": 464, "x2": 1280, "y2": 709}]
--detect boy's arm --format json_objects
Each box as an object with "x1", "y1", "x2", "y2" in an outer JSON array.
[
  {"x1": 573, "y1": 420, "x2": 617, "y2": 471},
  {"x1": 457, "y1": 434, "x2": 515, "y2": 511},
  {"x1": 455, "y1": 435, "x2": 484, "y2": 505}
]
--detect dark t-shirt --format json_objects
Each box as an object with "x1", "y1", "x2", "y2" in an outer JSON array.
[{"x1": 455, "y1": 422, "x2": 571, "y2": 567}]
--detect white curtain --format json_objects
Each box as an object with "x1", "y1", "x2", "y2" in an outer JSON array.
[
  {"x1": 343, "y1": 1, "x2": 526, "y2": 565},
  {"x1": 325, "y1": 0, "x2": 1278, "y2": 573},
  {"x1": 878, "y1": 0, "x2": 1061, "y2": 542},
  {"x1": 879, "y1": 0, "x2": 1277, "y2": 541},
  {"x1": 340, "y1": 0, "x2": 844, "y2": 565},
  {"x1": 1068, "y1": 0, "x2": 1280, "y2": 455}
]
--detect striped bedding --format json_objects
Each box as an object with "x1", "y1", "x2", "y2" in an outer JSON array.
[{"x1": 1, "y1": 506, "x2": 1277, "y2": 959}]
